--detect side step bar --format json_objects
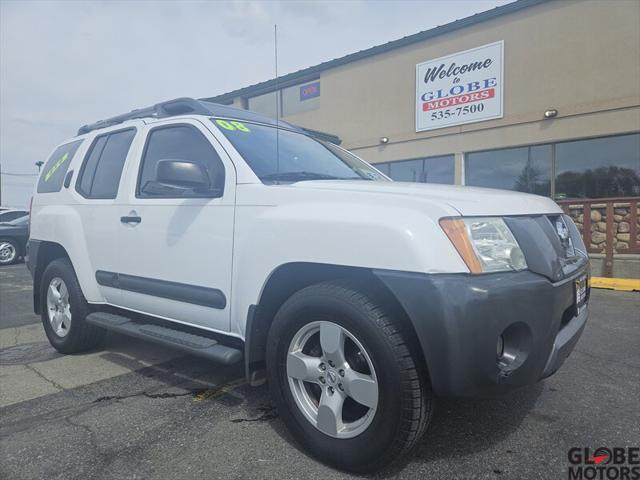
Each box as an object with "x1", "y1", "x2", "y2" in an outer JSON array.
[{"x1": 86, "y1": 312, "x2": 242, "y2": 365}]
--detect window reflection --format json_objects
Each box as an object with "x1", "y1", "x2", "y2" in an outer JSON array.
[
  {"x1": 464, "y1": 134, "x2": 639, "y2": 199},
  {"x1": 377, "y1": 155, "x2": 455, "y2": 184},
  {"x1": 389, "y1": 159, "x2": 423, "y2": 182},
  {"x1": 465, "y1": 145, "x2": 551, "y2": 196},
  {"x1": 424, "y1": 155, "x2": 455, "y2": 184},
  {"x1": 555, "y1": 133, "x2": 640, "y2": 199}
]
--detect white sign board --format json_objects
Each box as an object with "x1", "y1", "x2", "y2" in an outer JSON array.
[{"x1": 416, "y1": 41, "x2": 504, "y2": 132}]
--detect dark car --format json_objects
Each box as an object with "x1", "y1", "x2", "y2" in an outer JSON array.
[
  {"x1": 0, "y1": 209, "x2": 29, "y2": 222},
  {"x1": 0, "y1": 215, "x2": 29, "y2": 265}
]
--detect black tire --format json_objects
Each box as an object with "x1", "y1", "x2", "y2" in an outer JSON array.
[
  {"x1": 266, "y1": 280, "x2": 433, "y2": 473},
  {"x1": 0, "y1": 239, "x2": 19, "y2": 265},
  {"x1": 40, "y1": 258, "x2": 106, "y2": 353}
]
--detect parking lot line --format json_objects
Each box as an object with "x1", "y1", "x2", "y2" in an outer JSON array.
[{"x1": 591, "y1": 276, "x2": 640, "y2": 292}]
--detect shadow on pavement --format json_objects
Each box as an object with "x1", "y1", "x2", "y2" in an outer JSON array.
[{"x1": 377, "y1": 382, "x2": 545, "y2": 477}]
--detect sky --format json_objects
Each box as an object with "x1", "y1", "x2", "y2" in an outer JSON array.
[{"x1": 0, "y1": 0, "x2": 512, "y2": 208}]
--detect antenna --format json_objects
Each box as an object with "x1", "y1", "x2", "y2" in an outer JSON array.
[{"x1": 274, "y1": 24, "x2": 280, "y2": 182}]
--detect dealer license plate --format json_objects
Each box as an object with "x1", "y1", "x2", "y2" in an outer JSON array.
[{"x1": 575, "y1": 274, "x2": 588, "y2": 312}]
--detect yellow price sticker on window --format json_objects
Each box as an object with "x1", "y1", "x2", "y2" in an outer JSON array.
[
  {"x1": 44, "y1": 152, "x2": 69, "y2": 181},
  {"x1": 215, "y1": 119, "x2": 251, "y2": 133}
]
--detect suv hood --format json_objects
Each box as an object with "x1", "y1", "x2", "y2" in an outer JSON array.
[{"x1": 288, "y1": 180, "x2": 562, "y2": 216}]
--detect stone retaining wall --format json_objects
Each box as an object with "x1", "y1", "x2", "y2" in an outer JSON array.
[{"x1": 565, "y1": 201, "x2": 639, "y2": 253}]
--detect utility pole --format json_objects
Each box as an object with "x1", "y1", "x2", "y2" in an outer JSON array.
[{"x1": 35, "y1": 161, "x2": 44, "y2": 172}]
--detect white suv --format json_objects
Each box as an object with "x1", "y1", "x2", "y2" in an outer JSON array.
[{"x1": 28, "y1": 98, "x2": 590, "y2": 472}]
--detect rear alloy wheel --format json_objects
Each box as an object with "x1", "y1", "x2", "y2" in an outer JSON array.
[
  {"x1": 0, "y1": 240, "x2": 18, "y2": 265},
  {"x1": 40, "y1": 258, "x2": 106, "y2": 353},
  {"x1": 266, "y1": 280, "x2": 433, "y2": 473},
  {"x1": 46, "y1": 277, "x2": 72, "y2": 337}
]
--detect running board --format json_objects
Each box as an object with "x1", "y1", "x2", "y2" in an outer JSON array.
[{"x1": 86, "y1": 312, "x2": 242, "y2": 365}]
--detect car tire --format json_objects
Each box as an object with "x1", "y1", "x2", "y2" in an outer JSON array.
[
  {"x1": 266, "y1": 280, "x2": 433, "y2": 473},
  {"x1": 40, "y1": 258, "x2": 106, "y2": 354},
  {"x1": 0, "y1": 239, "x2": 19, "y2": 265}
]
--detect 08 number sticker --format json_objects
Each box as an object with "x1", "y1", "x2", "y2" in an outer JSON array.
[{"x1": 215, "y1": 119, "x2": 251, "y2": 132}]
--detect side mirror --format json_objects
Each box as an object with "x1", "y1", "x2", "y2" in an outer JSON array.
[{"x1": 155, "y1": 159, "x2": 210, "y2": 189}]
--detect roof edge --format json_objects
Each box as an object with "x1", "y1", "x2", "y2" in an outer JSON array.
[{"x1": 201, "y1": 0, "x2": 549, "y2": 104}]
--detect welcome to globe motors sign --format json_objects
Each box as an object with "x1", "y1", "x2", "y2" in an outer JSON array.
[{"x1": 416, "y1": 41, "x2": 504, "y2": 132}]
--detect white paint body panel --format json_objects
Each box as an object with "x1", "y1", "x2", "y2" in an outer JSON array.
[
  {"x1": 111, "y1": 118, "x2": 236, "y2": 332},
  {"x1": 31, "y1": 114, "x2": 563, "y2": 341}
]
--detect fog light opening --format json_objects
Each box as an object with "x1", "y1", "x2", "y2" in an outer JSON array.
[{"x1": 496, "y1": 322, "x2": 532, "y2": 372}]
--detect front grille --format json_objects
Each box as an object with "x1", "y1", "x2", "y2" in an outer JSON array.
[
  {"x1": 546, "y1": 214, "x2": 577, "y2": 259},
  {"x1": 505, "y1": 215, "x2": 589, "y2": 282}
]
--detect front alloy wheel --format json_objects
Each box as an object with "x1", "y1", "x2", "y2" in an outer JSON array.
[
  {"x1": 266, "y1": 280, "x2": 433, "y2": 473},
  {"x1": 287, "y1": 321, "x2": 378, "y2": 438}
]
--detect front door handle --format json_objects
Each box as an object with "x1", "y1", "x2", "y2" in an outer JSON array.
[{"x1": 120, "y1": 215, "x2": 141, "y2": 224}]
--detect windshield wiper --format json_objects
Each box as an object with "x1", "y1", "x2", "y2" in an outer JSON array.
[{"x1": 261, "y1": 171, "x2": 345, "y2": 182}]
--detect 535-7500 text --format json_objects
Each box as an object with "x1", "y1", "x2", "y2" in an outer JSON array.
[{"x1": 430, "y1": 103, "x2": 485, "y2": 121}]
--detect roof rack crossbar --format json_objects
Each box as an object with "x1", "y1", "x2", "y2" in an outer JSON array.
[{"x1": 77, "y1": 97, "x2": 210, "y2": 135}]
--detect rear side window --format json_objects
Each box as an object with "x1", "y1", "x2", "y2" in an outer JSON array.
[
  {"x1": 37, "y1": 140, "x2": 83, "y2": 193},
  {"x1": 76, "y1": 129, "x2": 136, "y2": 199},
  {"x1": 137, "y1": 125, "x2": 225, "y2": 198}
]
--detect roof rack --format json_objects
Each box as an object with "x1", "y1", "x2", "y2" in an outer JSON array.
[
  {"x1": 76, "y1": 97, "x2": 342, "y2": 144},
  {"x1": 77, "y1": 97, "x2": 211, "y2": 135}
]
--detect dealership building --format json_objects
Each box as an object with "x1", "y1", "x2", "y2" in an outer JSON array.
[{"x1": 204, "y1": 0, "x2": 640, "y2": 277}]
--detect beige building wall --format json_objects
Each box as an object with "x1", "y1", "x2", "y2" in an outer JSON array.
[{"x1": 269, "y1": 0, "x2": 640, "y2": 181}]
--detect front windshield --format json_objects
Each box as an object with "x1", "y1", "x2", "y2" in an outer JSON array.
[{"x1": 211, "y1": 119, "x2": 389, "y2": 184}]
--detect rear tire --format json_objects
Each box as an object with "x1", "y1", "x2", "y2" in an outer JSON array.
[
  {"x1": 40, "y1": 258, "x2": 106, "y2": 353},
  {"x1": 266, "y1": 280, "x2": 433, "y2": 473}
]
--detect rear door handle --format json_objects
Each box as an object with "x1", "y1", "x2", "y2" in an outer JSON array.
[{"x1": 120, "y1": 215, "x2": 141, "y2": 224}]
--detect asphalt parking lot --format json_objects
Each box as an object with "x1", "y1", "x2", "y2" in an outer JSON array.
[{"x1": 1, "y1": 263, "x2": 639, "y2": 480}]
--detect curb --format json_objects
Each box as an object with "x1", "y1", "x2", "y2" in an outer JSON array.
[{"x1": 590, "y1": 277, "x2": 640, "y2": 292}]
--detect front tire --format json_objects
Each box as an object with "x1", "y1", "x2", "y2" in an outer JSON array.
[
  {"x1": 40, "y1": 258, "x2": 106, "y2": 353},
  {"x1": 266, "y1": 280, "x2": 433, "y2": 473}
]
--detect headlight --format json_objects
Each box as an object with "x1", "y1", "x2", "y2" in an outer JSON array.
[{"x1": 440, "y1": 217, "x2": 527, "y2": 273}]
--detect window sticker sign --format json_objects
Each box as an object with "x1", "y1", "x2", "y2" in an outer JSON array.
[
  {"x1": 416, "y1": 41, "x2": 503, "y2": 132},
  {"x1": 300, "y1": 81, "x2": 320, "y2": 101}
]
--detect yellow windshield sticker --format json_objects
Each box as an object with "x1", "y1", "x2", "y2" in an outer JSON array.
[
  {"x1": 215, "y1": 119, "x2": 234, "y2": 130},
  {"x1": 230, "y1": 121, "x2": 250, "y2": 132},
  {"x1": 215, "y1": 119, "x2": 251, "y2": 133},
  {"x1": 44, "y1": 152, "x2": 69, "y2": 181}
]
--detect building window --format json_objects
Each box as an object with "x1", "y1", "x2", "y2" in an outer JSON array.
[
  {"x1": 554, "y1": 133, "x2": 640, "y2": 199},
  {"x1": 389, "y1": 159, "x2": 423, "y2": 182},
  {"x1": 465, "y1": 145, "x2": 552, "y2": 196},
  {"x1": 464, "y1": 133, "x2": 640, "y2": 199},
  {"x1": 373, "y1": 162, "x2": 390, "y2": 176},
  {"x1": 424, "y1": 155, "x2": 455, "y2": 184},
  {"x1": 375, "y1": 155, "x2": 455, "y2": 184}
]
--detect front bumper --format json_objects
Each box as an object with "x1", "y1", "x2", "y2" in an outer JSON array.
[{"x1": 374, "y1": 264, "x2": 589, "y2": 397}]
